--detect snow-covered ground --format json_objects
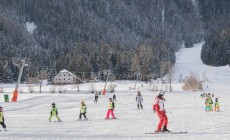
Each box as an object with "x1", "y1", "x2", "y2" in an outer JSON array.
[{"x1": 0, "y1": 42, "x2": 230, "y2": 140}]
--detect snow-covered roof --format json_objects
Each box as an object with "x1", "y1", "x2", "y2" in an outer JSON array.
[
  {"x1": 58, "y1": 69, "x2": 84, "y2": 83},
  {"x1": 59, "y1": 69, "x2": 74, "y2": 76}
]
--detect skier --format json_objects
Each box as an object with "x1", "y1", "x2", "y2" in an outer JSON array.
[
  {"x1": 207, "y1": 93, "x2": 213, "y2": 111},
  {"x1": 105, "y1": 98, "x2": 116, "y2": 119},
  {"x1": 205, "y1": 98, "x2": 210, "y2": 112},
  {"x1": 0, "y1": 106, "x2": 7, "y2": 131},
  {"x1": 214, "y1": 98, "x2": 220, "y2": 112},
  {"x1": 94, "y1": 91, "x2": 99, "y2": 103},
  {"x1": 153, "y1": 93, "x2": 170, "y2": 132},
  {"x1": 113, "y1": 94, "x2": 116, "y2": 102},
  {"x1": 49, "y1": 103, "x2": 61, "y2": 122},
  {"x1": 78, "y1": 101, "x2": 88, "y2": 120},
  {"x1": 136, "y1": 91, "x2": 143, "y2": 109}
]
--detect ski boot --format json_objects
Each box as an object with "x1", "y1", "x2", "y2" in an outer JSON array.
[
  {"x1": 57, "y1": 119, "x2": 62, "y2": 122},
  {"x1": 154, "y1": 129, "x2": 162, "y2": 133},
  {"x1": 162, "y1": 126, "x2": 171, "y2": 132}
]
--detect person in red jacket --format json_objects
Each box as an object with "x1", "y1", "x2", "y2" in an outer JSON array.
[{"x1": 153, "y1": 93, "x2": 170, "y2": 132}]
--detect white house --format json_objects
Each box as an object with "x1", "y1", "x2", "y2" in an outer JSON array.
[{"x1": 53, "y1": 69, "x2": 83, "y2": 85}]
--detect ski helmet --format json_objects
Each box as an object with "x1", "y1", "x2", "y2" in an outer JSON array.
[
  {"x1": 81, "y1": 101, "x2": 85, "y2": 104},
  {"x1": 159, "y1": 91, "x2": 165, "y2": 97},
  {"x1": 52, "y1": 103, "x2": 56, "y2": 106}
]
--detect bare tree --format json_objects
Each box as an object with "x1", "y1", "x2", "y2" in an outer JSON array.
[
  {"x1": 38, "y1": 70, "x2": 48, "y2": 93},
  {"x1": 130, "y1": 53, "x2": 140, "y2": 78}
]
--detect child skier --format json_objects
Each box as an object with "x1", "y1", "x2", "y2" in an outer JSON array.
[
  {"x1": 78, "y1": 101, "x2": 88, "y2": 120},
  {"x1": 0, "y1": 106, "x2": 7, "y2": 131},
  {"x1": 214, "y1": 98, "x2": 220, "y2": 112},
  {"x1": 113, "y1": 94, "x2": 116, "y2": 102},
  {"x1": 49, "y1": 103, "x2": 61, "y2": 122},
  {"x1": 153, "y1": 93, "x2": 170, "y2": 132},
  {"x1": 105, "y1": 98, "x2": 116, "y2": 119},
  {"x1": 94, "y1": 91, "x2": 99, "y2": 103},
  {"x1": 207, "y1": 93, "x2": 213, "y2": 111},
  {"x1": 136, "y1": 91, "x2": 143, "y2": 109},
  {"x1": 205, "y1": 98, "x2": 210, "y2": 112}
]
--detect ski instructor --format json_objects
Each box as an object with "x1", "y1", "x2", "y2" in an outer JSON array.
[{"x1": 153, "y1": 92, "x2": 170, "y2": 132}]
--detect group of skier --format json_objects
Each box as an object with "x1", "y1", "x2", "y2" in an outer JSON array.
[
  {"x1": 202, "y1": 93, "x2": 220, "y2": 112},
  {"x1": 48, "y1": 90, "x2": 169, "y2": 132},
  {"x1": 0, "y1": 90, "x2": 170, "y2": 133}
]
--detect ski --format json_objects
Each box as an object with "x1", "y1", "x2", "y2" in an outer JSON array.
[
  {"x1": 104, "y1": 118, "x2": 118, "y2": 120},
  {"x1": 77, "y1": 119, "x2": 89, "y2": 121},
  {"x1": 145, "y1": 131, "x2": 187, "y2": 134},
  {"x1": 53, "y1": 121, "x2": 63, "y2": 122}
]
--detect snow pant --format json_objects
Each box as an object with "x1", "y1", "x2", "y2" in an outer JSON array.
[
  {"x1": 94, "y1": 96, "x2": 98, "y2": 103},
  {"x1": 137, "y1": 102, "x2": 143, "y2": 109},
  {"x1": 205, "y1": 106, "x2": 210, "y2": 111},
  {"x1": 79, "y1": 113, "x2": 87, "y2": 119},
  {"x1": 0, "y1": 122, "x2": 6, "y2": 129},
  {"x1": 209, "y1": 104, "x2": 213, "y2": 111},
  {"x1": 49, "y1": 115, "x2": 60, "y2": 121},
  {"x1": 214, "y1": 107, "x2": 220, "y2": 112},
  {"x1": 156, "y1": 111, "x2": 168, "y2": 131},
  {"x1": 106, "y1": 109, "x2": 115, "y2": 119}
]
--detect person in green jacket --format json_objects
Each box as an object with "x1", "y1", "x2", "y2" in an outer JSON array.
[
  {"x1": 205, "y1": 98, "x2": 210, "y2": 112},
  {"x1": 78, "y1": 101, "x2": 88, "y2": 120},
  {"x1": 49, "y1": 103, "x2": 61, "y2": 122},
  {"x1": 0, "y1": 106, "x2": 7, "y2": 131},
  {"x1": 207, "y1": 93, "x2": 213, "y2": 111},
  {"x1": 105, "y1": 98, "x2": 116, "y2": 119}
]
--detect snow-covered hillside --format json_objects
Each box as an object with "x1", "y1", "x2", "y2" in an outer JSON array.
[
  {"x1": 0, "y1": 42, "x2": 230, "y2": 140},
  {"x1": 174, "y1": 42, "x2": 230, "y2": 85}
]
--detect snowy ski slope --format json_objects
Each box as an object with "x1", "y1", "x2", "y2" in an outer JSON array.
[{"x1": 0, "y1": 42, "x2": 230, "y2": 140}]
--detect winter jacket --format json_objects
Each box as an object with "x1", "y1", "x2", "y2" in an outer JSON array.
[
  {"x1": 95, "y1": 91, "x2": 99, "y2": 97},
  {"x1": 153, "y1": 96, "x2": 165, "y2": 112},
  {"x1": 108, "y1": 101, "x2": 115, "y2": 110},
  {"x1": 50, "y1": 107, "x2": 58, "y2": 116},
  {"x1": 205, "y1": 99, "x2": 210, "y2": 106},
  {"x1": 0, "y1": 112, "x2": 4, "y2": 122},
  {"x1": 80, "y1": 105, "x2": 87, "y2": 113},
  {"x1": 136, "y1": 95, "x2": 143, "y2": 104},
  {"x1": 215, "y1": 101, "x2": 219, "y2": 107},
  {"x1": 207, "y1": 97, "x2": 213, "y2": 104}
]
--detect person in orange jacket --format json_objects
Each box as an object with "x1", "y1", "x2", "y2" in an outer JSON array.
[{"x1": 153, "y1": 93, "x2": 170, "y2": 132}]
